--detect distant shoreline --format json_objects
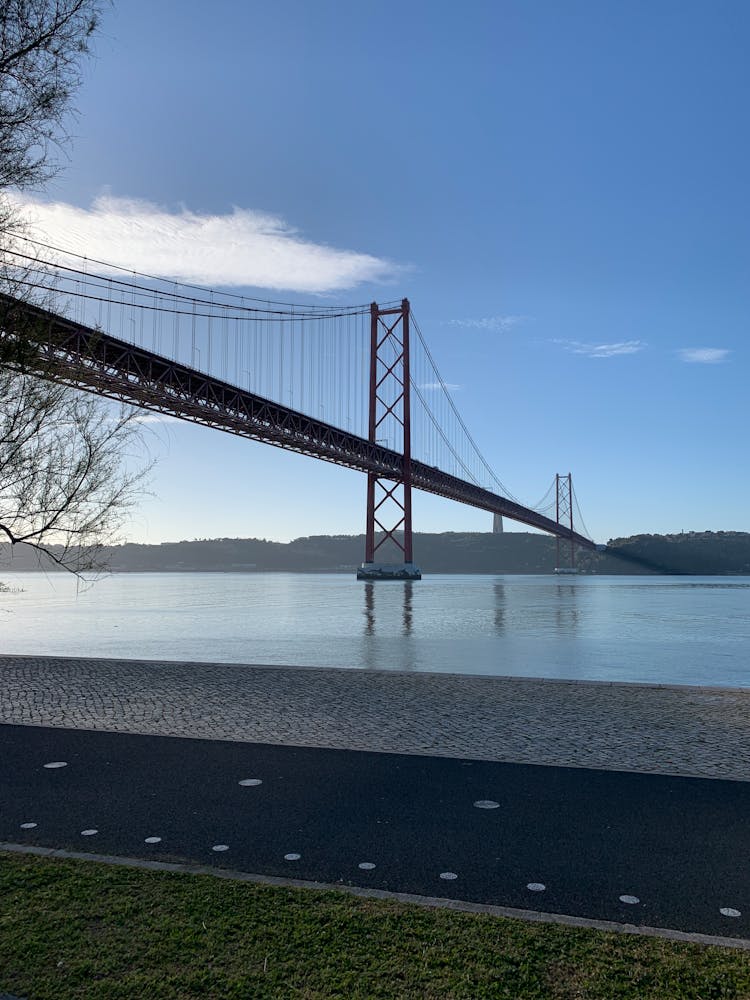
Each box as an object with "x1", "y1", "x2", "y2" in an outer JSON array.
[
  {"x1": 4, "y1": 568, "x2": 750, "y2": 577},
  {"x1": 2, "y1": 529, "x2": 749, "y2": 576}
]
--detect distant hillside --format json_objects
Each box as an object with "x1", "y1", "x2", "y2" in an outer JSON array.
[{"x1": 2, "y1": 530, "x2": 750, "y2": 575}]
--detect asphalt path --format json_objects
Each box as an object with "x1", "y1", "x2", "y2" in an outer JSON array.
[{"x1": 1, "y1": 722, "x2": 748, "y2": 940}]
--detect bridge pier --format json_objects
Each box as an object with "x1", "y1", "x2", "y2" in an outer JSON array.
[{"x1": 357, "y1": 562, "x2": 421, "y2": 581}]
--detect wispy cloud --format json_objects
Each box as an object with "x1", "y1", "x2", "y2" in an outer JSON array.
[
  {"x1": 134, "y1": 412, "x2": 183, "y2": 425},
  {"x1": 9, "y1": 193, "x2": 404, "y2": 293},
  {"x1": 554, "y1": 339, "x2": 646, "y2": 358},
  {"x1": 446, "y1": 315, "x2": 529, "y2": 332},
  {"x1": 678, "y1": 347, "x2": 730, "y2": 364},
  {"x1": 418, "y1": 382, "x2": 462, "y2": 391}
]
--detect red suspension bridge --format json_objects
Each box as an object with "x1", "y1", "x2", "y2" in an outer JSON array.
[{"x1": 0, "y1": 235, "x2": 597, "y2": 577}]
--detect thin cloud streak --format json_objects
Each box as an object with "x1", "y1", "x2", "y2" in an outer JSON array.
[
  {"x1": 447, "y1": 315, "x2": 529, "y2": 332},
  {"x1": 134, "y1": 413, "x2": 183, "y2": 425},
  {"x1": 678, "y1": 348, "x2": 730, "y2": 364},
  {"x1": 554, "y1": 339, "x2": 646, "y2": 358},
  {"x1": 10, "y1": 194, "x2": 404, "y2": 293}
]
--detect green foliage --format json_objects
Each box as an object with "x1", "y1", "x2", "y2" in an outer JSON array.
[
  {"x1": 598, "y1": 532, "x2": 750, "y2": 576},
  {"x1": 0, "y1": 0, "x2": 104, "y2": 190}
]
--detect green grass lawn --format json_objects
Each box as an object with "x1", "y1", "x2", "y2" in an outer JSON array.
[{"x1": 1, "y1": 852, "x2": 749, "y2": 999}]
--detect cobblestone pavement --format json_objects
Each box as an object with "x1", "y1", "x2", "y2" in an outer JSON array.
[{"x1": 1, "y1": 654, "x2": 748, "y2": 781}]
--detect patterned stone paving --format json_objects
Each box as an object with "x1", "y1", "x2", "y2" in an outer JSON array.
[{"x1": 1, "y1": 654, "x2": 748, "y2": 781}]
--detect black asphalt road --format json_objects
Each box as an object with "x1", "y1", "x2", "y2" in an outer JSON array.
[{"x1": 0, "y1": 722, "x2": 748, "y2": 940}]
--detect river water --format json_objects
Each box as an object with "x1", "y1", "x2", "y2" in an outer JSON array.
[{"x1": 1, "y1": 572, "x2": 749, "y2": 687}]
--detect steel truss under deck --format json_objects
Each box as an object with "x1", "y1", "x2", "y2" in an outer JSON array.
[{"x1": 0, "y1": 293, "x2": 595, "y2": 550}]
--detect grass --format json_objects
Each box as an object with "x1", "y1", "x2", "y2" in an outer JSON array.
[{"x1": 1, "y1": 853, "x2": 750, "y2": 999}]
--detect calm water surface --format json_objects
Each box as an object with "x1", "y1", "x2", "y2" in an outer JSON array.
[{"x1": 1, "y1": 572, "x2": 749, "y2": 687}]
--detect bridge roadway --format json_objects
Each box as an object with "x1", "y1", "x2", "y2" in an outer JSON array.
[{"x1": 0, "y1": 292, "x2": 595, "y2": 549}]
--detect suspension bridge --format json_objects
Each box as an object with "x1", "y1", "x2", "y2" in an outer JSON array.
[{"x1": 0, "y1": 236, "x2": 597, "y2": 578}]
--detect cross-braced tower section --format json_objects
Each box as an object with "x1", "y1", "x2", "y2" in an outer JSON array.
[
  {"x1": 357, "y1": 299, "x2": 421, "y2": 580},
  {"x1": 554, "y1": 472, "x2": 578, "y2": 573}
]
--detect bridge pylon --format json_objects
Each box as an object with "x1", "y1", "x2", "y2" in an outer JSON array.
[
  {"x1": 357, "y1": 299, "x2": 421, "y2": 580},
  {"x1": 554, "y1": 472, "x2": 578, "y2": 574}
]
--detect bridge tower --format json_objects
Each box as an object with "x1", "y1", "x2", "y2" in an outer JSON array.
[
  {"x1": 554, "y1": 472, "x2": 578, "y2": 574},
  {"x1": 357, "y1": 299, "x2": 421, "y2": 580}
]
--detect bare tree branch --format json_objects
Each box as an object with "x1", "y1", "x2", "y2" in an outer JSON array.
[
  {"x1": 0, "y1": 2, "x2": 153, "y2": 578},
  {"x1": 0, "y1": 370, "x2": 153, "y2": 574}
]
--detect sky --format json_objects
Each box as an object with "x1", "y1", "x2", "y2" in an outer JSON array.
[{"x1": 14, "y1": 0, "x2": 750, "y2": 545}]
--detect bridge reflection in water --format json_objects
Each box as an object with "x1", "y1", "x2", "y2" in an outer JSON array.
[
  {"x1": 363, "y1": 581, "x2": 414, "y2": 639},
  {"x1": 360, "y1": 577, "x2": 584, "y2": 673}
]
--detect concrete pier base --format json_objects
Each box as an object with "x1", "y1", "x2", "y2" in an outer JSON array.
[{"x1": 356, "y1": 562, "x2": 422, "y2": 580}]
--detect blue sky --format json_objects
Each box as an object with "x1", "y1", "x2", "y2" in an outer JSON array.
[{"x1": 17, "y1": 0, "x2": 750, "y2": 544}]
